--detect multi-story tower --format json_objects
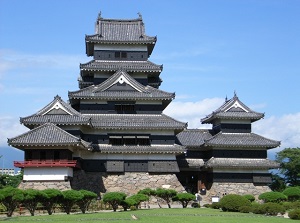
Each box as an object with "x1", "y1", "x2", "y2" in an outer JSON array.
[
  {"x1": 176, "y1": 93, "x2": 280, "y2": 203},
  {"x1": 8, "y1": 13, "x2": 186, "y2": 194}
]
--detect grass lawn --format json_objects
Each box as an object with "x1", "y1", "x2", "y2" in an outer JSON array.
[{"x1": 0, "y1": 208, "x2": 292, "y2": 223}]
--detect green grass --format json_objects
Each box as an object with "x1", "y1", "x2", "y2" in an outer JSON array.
[{"x1": 0, "y1": 208, "x2": 292, "y2": 223}]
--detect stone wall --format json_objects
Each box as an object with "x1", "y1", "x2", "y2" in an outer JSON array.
[
  {"x1": 200, "y1": 182, "x2": 272, "y2": 204},
  {"x1": 18, "y1": 181, "x2": 71, "y2": 191},
  {"x1": 71, "y1": 170, "x2": 185, "y2": 195}
]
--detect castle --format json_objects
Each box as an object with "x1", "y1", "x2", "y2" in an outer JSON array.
[{"x1": 8, "y1": 13, "x2": 280, "y2": 203}]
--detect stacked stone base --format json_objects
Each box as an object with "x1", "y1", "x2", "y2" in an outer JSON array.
[
  {"x1": 71, "y1": 171, "x2": 185, "y2": 195},
  {"x1": 18, "y1": 181, "x2": 71, "y2": 191},
  {"x1": 201, "y1": 182, "x2": 271, "y2": 204}
]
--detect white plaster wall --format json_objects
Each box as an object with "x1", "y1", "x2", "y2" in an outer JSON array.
[
  {"x1": 95, "y1": 44, "x2": 147, "y2": 51},
  {"x1": 23, "y1": 167, "x2": 73, "y2": 181}
]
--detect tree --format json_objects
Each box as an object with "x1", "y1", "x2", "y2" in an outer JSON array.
[
  {"x1": 282, "y1": 187, "x2": 300, "y2": 201},
  {"x1": 0, "y1": 186, "x2": 24, "y2": 217},
  {"x1": 138, "y1": 188, "x2": 156, "y2": 208},
  {"x1": 258, "y1": 191, "x2": 287, "y2": 203},
  {"x1": 172, "y1": 192, "x2": 195, "y2": 208},
  {"x1": 60, "y1": 190, "x2": 84, "y2": 214},
  {"x1": 41, "y1": 188, "x2": 63, "y2": 215},
  {"x1": 77, "y1": 190, "x2": 97, "y2": 214},
  {"x1": 276, "y1": 147, "x2": 300, "y2": 186},
  {"x1": 120, "y1": 197, "x2": 137, "y2": 211},
  {"x1": 102, "y1": 192, "x2": 126, "y2": 212},
  {"x1": 269, "y1": 173, "x2": 286, "y2": 192},
  {"x1": 128, "y1": 194, "x2": 149, "y2": 209},
  {"x1": 0, "y1": 172, "x2": 23, "y2": 189},
  {"x1": 22, "y1": 189, "x2": 44, "y2": 216},
  {"x1": 155, "y1": 188, "x2": 177, "y2": 208}
]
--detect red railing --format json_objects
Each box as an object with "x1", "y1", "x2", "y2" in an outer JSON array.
[{"x1": 14, "y1": 160, "x2": 80, "y2": 168}]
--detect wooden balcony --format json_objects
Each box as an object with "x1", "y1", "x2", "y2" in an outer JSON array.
[{"x1": 14, "y1": 160, "x2": 81, "y2": 168}]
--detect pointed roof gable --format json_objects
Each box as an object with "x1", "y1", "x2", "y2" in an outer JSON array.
[
  {"x1": 201, "y1": 94, "x2": 264, "y2": 124},
  {"x1": 86, "y1": 14, "x2": 157, "y2": 56},
  {"x1": 69, "y1": 70, "x2": 175, "y2": 100},
  {"x1": 20, "y1": 95, "x2": 90, "y2": 127},
  {"x1": 8, "y1": 122, "x2": 91, "y2": 150}
]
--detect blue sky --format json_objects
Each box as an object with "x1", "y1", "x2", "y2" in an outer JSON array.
[{"x1": 1, "y1": 0, "x2": 300, "y2": 168}]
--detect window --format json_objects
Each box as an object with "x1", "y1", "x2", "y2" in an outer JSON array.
[
  {"x1": 115, "y1": 103, "x2": 135, "y2": 113},
  {"x1": 121, "y1": 52, "x2": 127, "y2": 58},
  {"x1": 109, "y1": 135, "x2": 150, "y2": 146},
  {"x1": 115, "y1": 51, "x2": 127, "y2": 59},
  {"x1": 115, "y1": 52, "x2": 120, "y2": 58}
]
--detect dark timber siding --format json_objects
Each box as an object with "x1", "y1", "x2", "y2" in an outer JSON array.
[
  {"x1": 212, "y1": 150, "x2": 267, "y2": 158},
  {"x1": 94, "y1": 50, "x2": 148, "y2": 61},
  {"x1": 213, "y1": 123, "x2": 251, "y2": 133}
]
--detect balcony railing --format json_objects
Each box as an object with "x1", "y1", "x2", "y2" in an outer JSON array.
[{"x1": 14, "y1": 160, "x2": 80, "y2": 168}]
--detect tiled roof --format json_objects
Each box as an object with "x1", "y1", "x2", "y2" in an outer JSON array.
[
  {"x1": 80, "y1": 60, "x2": 162, "y2": 73},
  {"x1": 201, "y1": 94, "x2": 264, "y2": 123},
  {"x1": 86, "y1": 114, "x2": 187, "y2": 130},
  {"x1": 93, "y1": 144, "x2": 185, "y2": 154},
  {"x1": 7, "y1": 123, "x2": 91, "y2": 149},
  {"x1": 204, "y1": 132, "x2": 280, "y2": 148},
  {"x1": 177, "y1": 158, "x2": 205, "y2": 168},
  {"x1": 176, "y1": 129, "x2": 212, "y2": 147},
  {"x1": 69, "y1": 70, "x2": 174, "y2": 100},
  {"x1": 21, "y1": 95, "x2": 90, "y2": 126},
  {"x1": 205, "y1": 157, "x2": 280, "y2": 169},
  {"x1": 86, "y1": 16, "x2": 156, "y2": 44}
]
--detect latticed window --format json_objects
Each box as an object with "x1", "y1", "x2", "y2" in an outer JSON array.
[{"x1": 109, "y1": 135, "x2": 150, "y2": 146}]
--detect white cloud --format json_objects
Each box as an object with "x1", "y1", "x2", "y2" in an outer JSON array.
[
  {"x1": 164, "y1": 97, "x2": 224, "y2": 128},
  {"x1": 165, "y1": 98, "x2": 300, "y2": 159},
  {"x1": 0, "y1": 116, "x2": 28, "y2": 147}
]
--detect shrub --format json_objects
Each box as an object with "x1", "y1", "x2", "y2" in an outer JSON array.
[
  {"x1": 243, "y1": 194, "x2": 255, "y2": 202},
  {"x1": 282, "y1": 202, "x2": 293, "y2": 211},
  {"x1": 219, "y1": 194, "x2": 251, "y2": 212},
  {"x1": 292, "y1": 201, "x2": 300, "y2": 209},
  {"x1": 261, "y1": 202, "x2": 285, "y2": 216},
  {"x1": 203, "y1": 203, "x2": 211, "y2": 208},
  {"x1": 283, "y1": 187, "x2": 300, "y2": 201},
  {"x1": 211, "y1": 202, "x2": 220, "y2": 209},
  {"x1": 251, "y1": 203, "x2": 266, "y2": 214},
  {"x1": 258, "y1": 191, "x2": 287, "y2": 203},
  {"x1": 191, "y1": 202, "x2": 200, "y2": 208},
  {"x1": 239, "y1": 205, "x2": 252, "y2": 213},
  {"x1": 289, "y1": 209, "x2": 300, "y2": 220}
]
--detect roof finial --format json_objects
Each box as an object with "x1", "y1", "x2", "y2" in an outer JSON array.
[
  {"x1": 98, "y1": 11, "x2": 102, "y2": 19},
  {"x1": 225, "y1": 95, "x2": 228, "y2": 102},
  {"x1": 137, "y1": 12, "x2": 142, "y2": 19},
  {"x1": 234, "y1": 90, "x2": 237, "y2": 98}
]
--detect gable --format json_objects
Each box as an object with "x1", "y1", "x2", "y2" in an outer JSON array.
[
  {"x1": 42, "y1": 101, "x2": 73, "y2": 116},
  {"x1": 106, "y1": 82, "x2": 136, "y2": 91}
]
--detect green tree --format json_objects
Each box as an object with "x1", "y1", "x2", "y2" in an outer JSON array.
[
  {"x1": 60, "y1": 190, "x2": 84, "y2": 214},
  {"x1": 120, "y1": 197, "x2": 137, "y2": 211},
  {"x1": 102, "y1": 192, "x2": 126, "y2": 212},
  {"x1": 138, "y1": 188, "x2": 156, "y2": 208},
  {"x1": 155, "y1": 188, "x2": 177, "y2": 208},
  {"x1": 22, "y1": 189, "x2": 44, "y2": 216},
  {"x1": 172, "y1": 192, "x2": 195, "y2": 208},
  {"x1": 129, "y1": 194, "x2": 149, "y2": 209},
  {"x1": 0, "y1": 186, "x2": 24, "y2": 217},
  {"x1": 282, "y1": 187, "x2": 300, "y2": 201},
  {"x1": 0, "y1": 172, "x2": 23, "y2": 189},
  {"x1": 41, "y1": 188, "x2": 63, "y2": 215},
  {"x1": 258, "y1": 191, "x2": 287, "y2": 203},
  {"x1": 77, "y1": 190, "x2": 97, "y2": 214},
  {"x1": 269, "y1": 173, "x2": 286, "y2": 192},
  {"x1": 276, "y1": 147, "x2": 300, "y2": 186}
]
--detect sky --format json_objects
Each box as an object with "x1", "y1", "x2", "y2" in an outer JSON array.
[{"x1": 0, "y1": 0, "x2": 300, "y2": 169}]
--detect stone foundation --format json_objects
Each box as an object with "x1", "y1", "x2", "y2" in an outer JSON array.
[
  {"x1": 71, "y1": 170, "x2": 185, "y2": 195},
  {"x1": 201, "y1": 182, "x2": 272, "y2": 204},
  {"x1": 18, "y1": 181, "x2": 71, "y2": 191}
]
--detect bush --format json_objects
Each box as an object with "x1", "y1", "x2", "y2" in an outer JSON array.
[
  {"x1": 289, "y1": 209, "x2": 300, "y2": 220},
  {"x1": 219, "y1": 194, "x2": 251, "y2": 212},
  {"x1": 191, "y1": 202, "x2": 200, "y2": 208},
  {"x1": 282, "y1": 202, "x2": 293, "y2": 211},
  {"x1": 239, "y1": 205, "x2": 252, "y2": 213},
  {"x1": 258, "y1": 191, "x2": 287, "y2": 203},
  {"x1": 203, "y1": 203, "x2": 211, "y2": 208},
  {"x1": 283, "y1": 187, "x2": 300, "y2": 201},
  {"x1": 251, "y1": 203, "x2": 266, "y2": 214},
  {"x1": 211, "y1": 202, "x2": 220, "y2": 209},
  {"x1": 261, "y1": 202, "x2": 285, "y2": 216},
  {"x1": 243, "y1": 194, "x2": 255, "y2": 202}
]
